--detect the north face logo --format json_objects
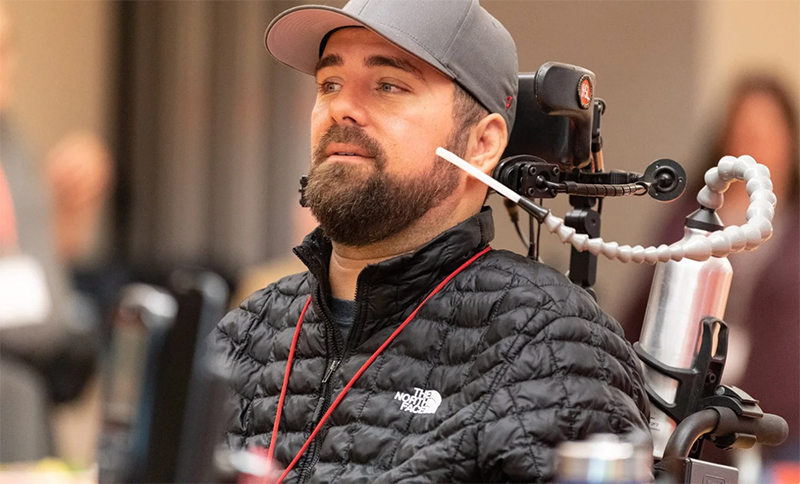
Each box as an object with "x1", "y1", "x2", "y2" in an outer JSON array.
[{"x1": 394, "y1": 388, "x2": 442, "y2": 414}]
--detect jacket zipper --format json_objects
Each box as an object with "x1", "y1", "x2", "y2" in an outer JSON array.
[
  {"x1": 321, "y1": 358, "x2": 340, "y2": 384},
  {"x1": 296, "y1": 285, "x2": 338, "y2": 483},
  {"x1": 291, "y1": 246, "x2": 339, "y2": 483},
  {"x1": 298, "y1": 280, "x2": 365, "y2": 483}
]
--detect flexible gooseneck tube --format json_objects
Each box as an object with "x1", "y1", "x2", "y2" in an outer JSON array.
[{"x1": 436, "y1": 148, "x2": 775, "y2": 264}]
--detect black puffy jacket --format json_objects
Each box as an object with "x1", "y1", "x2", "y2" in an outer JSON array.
[{"x1": 212, "y1": 208, "x2": 650, "y2": 482}]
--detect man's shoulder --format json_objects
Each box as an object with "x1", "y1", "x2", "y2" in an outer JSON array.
[
  {"x1": 478, "y1": 248, "x2": 571, "y2": 285},
  {"x1": 236, "y1": 270, "x2": 312, "y2": 317},
  {"x1": 471, "y1": 248, "x2": 627, "y2": 340},
  {"x1": 477, "y1": 249, "x2": 602, "y2": 311},
  {"x1": 218, "y1": 271, "x2": 311, "y2": 338}
]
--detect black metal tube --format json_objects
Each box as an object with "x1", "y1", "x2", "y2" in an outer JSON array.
[
  {"x1": 553, "y1": 181, "x2": 649, "y2": 197},
  {"x1": 662, "y1": 409, "x2": 720, "y2": 460},
  {"x1": 713, "y1": 407, "x2": 789, "y2": 448}
]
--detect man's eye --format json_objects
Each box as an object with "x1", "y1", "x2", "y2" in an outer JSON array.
[
  {"x1": 318, "y1": 81, "x2": 340, "y2": 94},
  {"x1": 378, "y1": 82, "x2": 405, "y2": 94}
]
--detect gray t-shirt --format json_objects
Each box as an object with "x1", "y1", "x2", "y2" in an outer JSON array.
[{"x1": 328, "y1": 297, "x2": 356, "y2": 343}]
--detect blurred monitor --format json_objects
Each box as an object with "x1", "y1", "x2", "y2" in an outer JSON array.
[{"x1": 98, "y1": 270, "x2": 229, "y2": 483}]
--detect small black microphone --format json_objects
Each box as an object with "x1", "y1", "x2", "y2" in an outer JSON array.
[{"x1": 299, "y1": 175, "x2": 308, "y2": 207}]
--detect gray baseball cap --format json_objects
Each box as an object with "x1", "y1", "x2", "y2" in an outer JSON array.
[{"x1": 265, "y1": 0, "x2": 519, "y2": 131}]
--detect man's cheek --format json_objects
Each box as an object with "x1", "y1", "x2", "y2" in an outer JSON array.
[
  {"x1": 380, "y1": 125, "x2": 426, "y2": 154},
  {"x1": 310, "y1": 109, "x2": 330, "y2": 142}
]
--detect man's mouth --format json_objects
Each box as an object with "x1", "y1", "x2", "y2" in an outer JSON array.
[
  {"x1": 312, "y1": 130, "x2": 385, "y2": 169},
  {"x1": 325, "y1": 143, "x2": 373, "y2": 160}
]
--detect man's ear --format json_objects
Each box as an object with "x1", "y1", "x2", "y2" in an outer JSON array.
[{"x1": 467, "y1": 113, "x2": 508, "y2": 175}]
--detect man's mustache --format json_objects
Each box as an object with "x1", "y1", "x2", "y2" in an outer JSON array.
[{"x1": 312, "y1": 125, "x2": 385, "y2": 169}]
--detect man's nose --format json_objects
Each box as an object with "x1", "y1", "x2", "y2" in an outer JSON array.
[{"x1": 327, "y1": 86, "x2": 367, "y2": 126}]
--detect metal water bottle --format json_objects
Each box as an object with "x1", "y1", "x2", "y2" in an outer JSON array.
[{"x1": 637, "y1": 209, "x2": 733, "y2": 459}]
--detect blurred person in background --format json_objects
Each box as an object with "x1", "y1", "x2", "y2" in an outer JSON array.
[
  {"x1": 0, "y1": 2, "x2": 111, "y2": 464},
  {"x1": 46, "y1": 132, "x2": 114, "y2": 269},
  {"x1": 622, "y1": 75, "x2": 799, "y2": 480}
]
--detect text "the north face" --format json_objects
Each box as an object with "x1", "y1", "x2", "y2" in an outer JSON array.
[{"x1": 394, "y1": 388, "x2": 442, "y2": 414}]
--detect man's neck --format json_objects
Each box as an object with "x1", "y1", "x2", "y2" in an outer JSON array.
[{"x1": 327, "y1": 201, "x2": 474, "y2": 299}]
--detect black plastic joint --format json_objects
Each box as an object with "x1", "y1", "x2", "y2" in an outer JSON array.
[{"x1": 685, "y1": 207, "x2": 724, "y2": 232}]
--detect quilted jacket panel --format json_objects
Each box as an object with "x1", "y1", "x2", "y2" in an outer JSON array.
[{"x1": 211, "y1": 208, "x2": 650, "y2": 482}]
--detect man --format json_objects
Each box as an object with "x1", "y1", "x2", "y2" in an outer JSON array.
[{"x1": 212, "y1": 0, "x2": 650, "y2": 481}]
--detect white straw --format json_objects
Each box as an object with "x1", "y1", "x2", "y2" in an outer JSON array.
[{"x1": 436, "y1": 147, "x2": 521, "y2": 203}]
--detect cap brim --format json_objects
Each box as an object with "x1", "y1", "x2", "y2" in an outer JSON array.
[
  {"x1": 265, "y1": 5, "x2": 453, "y2": 79},
  {"x1": 266, "y1": 6, "x2": 370, "y2": 75}
]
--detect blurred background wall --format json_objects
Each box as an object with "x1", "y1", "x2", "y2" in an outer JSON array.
[
  {"x1": 6, "y1": 0, "x2": 797, "y2": 305},
  {"x1": 2, "y1": 0, "x2": 798, "y2": 464},
  {"x1": 6, "y1": 0, "x2": 797, "y2": 314},
  {"x1": 3, "y1": 1, "x2": 113, "y2": 158}
]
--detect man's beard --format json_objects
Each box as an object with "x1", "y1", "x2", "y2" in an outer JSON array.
[{"x1": 304, "y1": 124, "x2": 467, "y2": 247}]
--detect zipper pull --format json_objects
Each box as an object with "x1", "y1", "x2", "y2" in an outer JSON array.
[{"x1": 321, "y1": 358, "x2": 341, "y2": 384}]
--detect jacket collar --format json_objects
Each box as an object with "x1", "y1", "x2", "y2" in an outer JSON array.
[{"x1": 293, "y1": 207, "x2": 494, "y2": 334}]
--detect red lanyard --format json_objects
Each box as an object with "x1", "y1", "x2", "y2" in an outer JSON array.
[{"x1": 267, "y1": 245, "x2": 491, "y2": 483}]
